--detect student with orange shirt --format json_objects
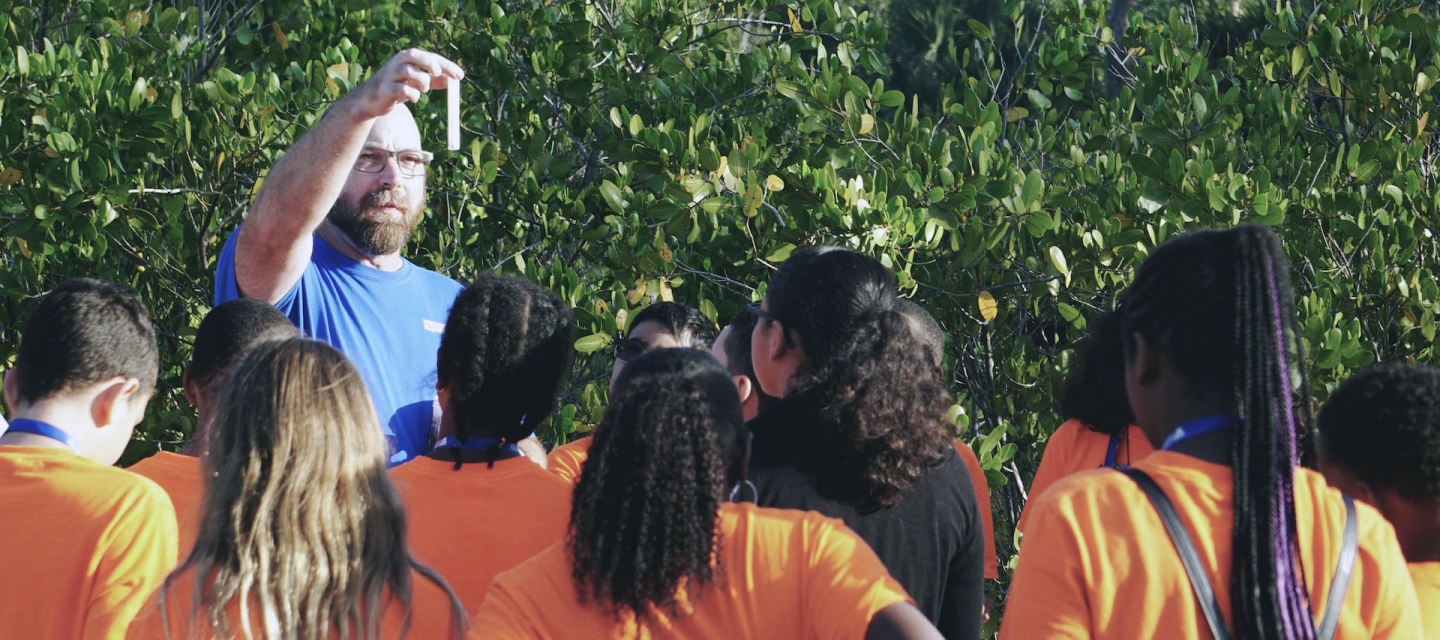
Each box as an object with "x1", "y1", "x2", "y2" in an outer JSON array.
[
  {"x1": 548, "y1": 301, "x2": 718, "y2": 483},
  {"x1": 1316, "y1": 363, "x2": 1440, "y2": 638},
  {"x1": 1017, "y1": 309, "x2": 1154, "y2": 534},
  {"x1": 895, "y1": 298, "x2": 999, "y2": 584},
  {"x1": 129, "y1": 299, "x2": 297, "y2": 555},
  {"x1": 389, "y1": 274, "x2": 576, "y2": 616},
  {"x1": 1002, "y1": 226, "x2": 1423, "y2": 639},
  {"x1": 0, "y1": 279, "x2": 178, "y2": 639},
  {"x1": 127, "y1": 339, "x2": 465, "y2": 639},
  {"x1": 473, "y1": 348, "x2": 943, "y2": 639}
]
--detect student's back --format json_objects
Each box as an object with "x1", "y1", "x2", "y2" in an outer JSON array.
[
  {"x1": 127, "y1": 339, "x2": 464, "y2": 639},
  {"x1": 1018, "y1": 309, "x2": 1153, "y2": 535},
  {"x1": 129, "y1": 299, "x2": 299, "y2": 556},
  {"x1": 472, "y1": 349, "x2": 940, "y2": 640},
  {"x1": 1, "y1": 448, "x2": 177, "y2": 639},
  {"x1": 128, "y1": 566, "x2": 458, "y2": 640},
  {"x1": 392, "y1": 274, "x2": 576, "y2": 614},
  {"x1": 391, "y1": 456, "x2": 572, "y2": 613},
  {"x1": 0, "y1": 279, "x2": 177, "y2": 640},
  {"x1": 1006, "y1": 453, "x2": 1416, "y2": 638},
  {"x1": 1002, "y1": 226, "x2": 1422, "y2": 639},
  {"x1": 1316, "y1": 363, "x2": 1440, "y2": 639},
  {"x1": 478, "y1": 503, "x2": 910, "y2": 639}
]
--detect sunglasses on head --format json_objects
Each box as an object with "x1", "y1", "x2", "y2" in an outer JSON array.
[
  {"x1": 746, "y1": 302, "x2": 796, "y2": 348},
  {"x1": 613, "y1": 336, "x2": 649, "y2": 363}
]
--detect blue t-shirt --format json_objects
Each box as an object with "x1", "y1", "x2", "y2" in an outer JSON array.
[{"x1": 215, "y1": 230, "x2": 463, "y2": 465}]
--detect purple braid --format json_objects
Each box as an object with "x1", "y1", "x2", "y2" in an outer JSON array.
[{"x1": 1265, "y1": 244, "x2": 1314, "y2": 640}]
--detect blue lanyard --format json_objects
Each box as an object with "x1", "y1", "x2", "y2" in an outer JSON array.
[
  {"x1": 1160, "y1": 415, "x2": 1233, "y2": 451},
  {"x1": 432, "y1": 435, "x2": 521, "y2": 456},
  {"x1": 4, "y1": 419, "x2": 79, "y2": 452},
  {"x1": 1102, "y1": 432, "x2": 1123, "y2": 468}
]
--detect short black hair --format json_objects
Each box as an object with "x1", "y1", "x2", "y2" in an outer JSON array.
[
  {"x1": 438, "y1": 273, "x2": 576, "y2": 444},
  {"x1": 895, "y1": 298, "x2": 945, "y2": 368},
  {"x1": 14, "y1": 278, "x2": 159, "y2": 404},
  {"x1": 190, "y1": 299, "x2": 299, "y2": 392},
  {"x1": 1318, "y1": 363, "x2": 1440, "y2": 502},
  {"x1": 721, "y1": 309, "x2": 779, "y2": 415},
  {"x1": 1058, "y1": 308, "x2": 1133, "y2": 436},
  {"x1": 629, "y1": 302, "x2": 718, "y2": 351}
]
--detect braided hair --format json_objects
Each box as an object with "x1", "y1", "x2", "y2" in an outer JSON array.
[
  {"x1": 763, "y1": 247, "x2": 950, "y2": 508},
  {"x1": 1058, "y1": 308, "x2": 1134, "y2": 436},
  {"x1": 437, "y1": 274, "x2": 575, "y2": 467},
  {"x1": 1120, "y1": 225, "x2": 1314, "y2": 640},
  {"x1": 567, "y1": 349, "x2": 746, "y2": 621}
]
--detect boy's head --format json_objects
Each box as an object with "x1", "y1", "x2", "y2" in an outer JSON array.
[
  {"x1": 1317, "y1": 363, "x2": 1440, "y2": 561},
  {"x1": 610, "y1": 302, "x2": 718, "y2": 391},
  {"x1": 710, "y1": 309, "x2": 779, "y2": 421},
  {"x1": 184, "y1": 299, "x2": 299, "y2": 440},
  {"x1": 2, "y1": 279, "x2": 159, "y2": 464}
]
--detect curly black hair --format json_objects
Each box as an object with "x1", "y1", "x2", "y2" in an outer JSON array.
[
  {"x1": 1057, "y1": 307, "x2": 1134, "y2": 436},
  {"x1": 1318, "y1": 363, "x2": 1440, "y2": 502},
  {"x1": 629, "y1": 302, "x2": 719, "y2": 350},
  {"x1": 437, "y1": 273, "x2": 575, "y2": 450},
  {"x1": 764, "y1": 247, "x2": 950, "y2": 508},
  {"x1": 567, "y1": 349, "x2": 746, "y2": 622}
]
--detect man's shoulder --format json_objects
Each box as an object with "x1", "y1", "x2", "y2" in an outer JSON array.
[{"x1": 407, "y1": 260, "x2": 464, "y2": 294}]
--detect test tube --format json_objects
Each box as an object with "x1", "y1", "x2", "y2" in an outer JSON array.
[{"x1": 447, "y1": 76, "x2": 460, "y2": 151}]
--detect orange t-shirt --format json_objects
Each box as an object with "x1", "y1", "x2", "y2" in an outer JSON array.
[
  {"x1": 547, "y1": 436, "x2": 593, "y2": 484},
  {"x1": 953, "y1": 440, "x2": 997, "y2": 580},
  {"x1": 471, "y1": 502, "x2": 911, "y2": 639},
  {"x1": 1000, "y1": 451, "x2": 1424, "y2": 639},
  {"x1": 1017, "y1": 419, "x2": 1155, "y2": 534},
  {"x1": 389, "y1": 455, "x2": 572, "y2": 615},
  {"x1": 0, "y1": 446, "x2": 180, "y2": 640},
  {"x1": 128, "y1": 452, "x2": 202, "y2": 558},
  {"x1": 126, "y1": 566, "x2": 464, "y2": 639},
  {"x1": 1410, "y1": 562, "x2": 1440, "y2": 639}
]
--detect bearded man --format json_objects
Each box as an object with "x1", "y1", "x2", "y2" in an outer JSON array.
[{"x1": 215, "y1": 50, "x2": 466, "y2": 464}]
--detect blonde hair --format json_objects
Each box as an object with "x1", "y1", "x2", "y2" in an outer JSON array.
[{"x1": 163, "y1": 338, "x2": 462, "y2": 639}]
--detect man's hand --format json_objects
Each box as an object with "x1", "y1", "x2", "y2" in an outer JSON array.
[{"x1": 351, "y1": 50, "x2": 465, "y2": 121}]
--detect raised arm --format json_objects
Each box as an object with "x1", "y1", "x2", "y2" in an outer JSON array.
[{"x1": 234, "y1": 49, "x2": 463, "y2": 302}]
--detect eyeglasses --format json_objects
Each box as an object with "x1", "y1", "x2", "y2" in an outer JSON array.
[
  {"x1": 613, "y1": 336, "x2": 649, "y2": 363},
  {"x1": 746, "y1": 302, "x2": 778, "y2": 324},
  {"x1": 746, "y1": 302, "x2": 796, "y2": 348},
  {"x1": 353, "y1": 149, "x2": 434, "y2": 178}
]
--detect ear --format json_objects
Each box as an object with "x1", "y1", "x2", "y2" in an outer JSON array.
[
  {"x1": 181, "y1": 365, "x2": 202, "y2": 408},
  {"x1": 91, "y1": 377, "x2": 142, "y2": 429},
  {"x1": 731, "y1": 374, "x2": 753, "y2": 405},
  {"x1": 763, "y1": 319, "x2": 788, "y2": 361},
  {"x1": 3, "y1": 368, "x2": 18, "y2": 414}
]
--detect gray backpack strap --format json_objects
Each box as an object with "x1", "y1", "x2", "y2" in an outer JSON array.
[
  {"x1": 1315, "y1": 494, "x2": 1358, "y2": 640},
  {"x1": 1120, "y1": 467, "x2": 1233, "y2": 640}
]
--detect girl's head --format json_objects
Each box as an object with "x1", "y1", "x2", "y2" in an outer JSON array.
[
  {"x1": 183, "y1": 338, "x2": 458, "y2": 639},
  {"x1": 750, "y1": 246, "x2": 949, "y2": 507},
  {"x1": 568, "y1": 348, "x2": 746, "y2": 621},
  {"x1": 1119, "y1": 225, "x2": 1314, "y2": 640},
  {"x1": 437, "y1": 274, "x2": 575, "y2": 445},
  {"x1": 1058, "y1": 308, "x2": 1134, "y2": 435}
]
